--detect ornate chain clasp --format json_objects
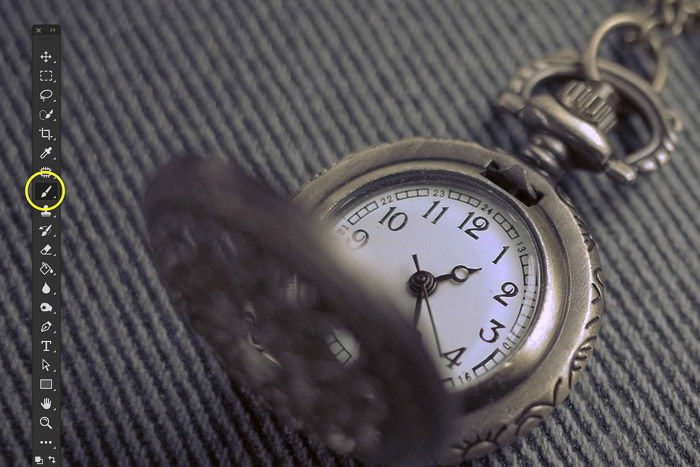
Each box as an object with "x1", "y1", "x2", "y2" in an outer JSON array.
[{"x1": 497, "y1": 1, "x2": 694, "y2": 184}]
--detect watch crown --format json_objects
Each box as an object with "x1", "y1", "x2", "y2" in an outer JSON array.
[{"x1": 557, "y1": 80, "x2": 619, "y2": 133}]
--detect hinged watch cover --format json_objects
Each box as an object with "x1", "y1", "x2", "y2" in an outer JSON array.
[{"x1": 142, "y1": 157, "x2": 456, "y2": 465}]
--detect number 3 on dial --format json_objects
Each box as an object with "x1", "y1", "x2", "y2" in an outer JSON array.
[{"x1": 479, "y1": 319, "x2": 505, "y2": 343}]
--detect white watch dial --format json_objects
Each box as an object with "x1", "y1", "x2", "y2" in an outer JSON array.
[{"x1": 328, "y1": 176, "x2": 543, "y2": 390}]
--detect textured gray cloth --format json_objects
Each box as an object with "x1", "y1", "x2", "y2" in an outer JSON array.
[{"x1": 1, "y1": 0, "x2": 699, "y2": 465}]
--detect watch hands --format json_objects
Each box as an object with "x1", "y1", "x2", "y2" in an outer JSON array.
[
  {"x1": 410, "y1": 254, "x2": 443, "y2": 354},
  {"x1": 435, "y1": 265, "x2": 481, "y2": 283},
  {"x1": 413, "y1": 294, "x2": 423, "y2": 328},
  {"x1": 409, "y1": 255, "x2": 481, "y2": 354},
  {"x1": 411, "y1": 254, "x2": 425, "y2": 327},
  {"x1": 420, "y1": 283, "x2": 443, "y2": 355}
]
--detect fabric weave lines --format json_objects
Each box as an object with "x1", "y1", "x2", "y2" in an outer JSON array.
[{"x1": 1, "y1": 1, "x2": 698, "y2": 465}]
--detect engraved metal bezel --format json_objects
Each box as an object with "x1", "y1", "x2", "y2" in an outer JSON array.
[{"x1": 294, "y1": 138, "x2": 604, "y2": 462}]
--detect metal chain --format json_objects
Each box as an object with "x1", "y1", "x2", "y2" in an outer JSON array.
[
  {"x1": 642, "y1": 0, "x2": 700, "y2": 40},
  {"x1": 584, "y1": 0, "x2": 698, "y2": 92}
]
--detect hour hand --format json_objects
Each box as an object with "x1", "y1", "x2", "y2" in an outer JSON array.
[{"x1": 435, "y1": 265, "x2": 481, "y2": 283}]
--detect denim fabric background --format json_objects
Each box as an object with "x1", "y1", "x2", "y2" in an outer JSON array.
[{"x1": 1, "y1": 1, "x2": 699, "y2": 465}]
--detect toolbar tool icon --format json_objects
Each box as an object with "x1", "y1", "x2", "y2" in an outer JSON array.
[
  {"x1": 39, "y1": 417, "x2": 53, "y2": 430},
  {"x1": 40, "y1": 244, "x2": 52, "y2": 255},
  {"x1": 39, "y1": 70, "x2": 54, "y2": 82},
  {"x1": 40, "y1": 51, "x2": 52, "y2": 62},
  {"x1": 39, "y1": 224, "x2": 53, "y2": 237},
  {"x1": 39, "y1": 128, "x2": 55, "y2": 141},
  {"x1": 41, "y1": 321, "x2": 52, "y2": 332},
  {"x1": 39, "y1": 89, "x2": 53, "y2": 102},
  {"x1": 40, "y1": 207, "x2": 52, "y2": 218},
  {"x1": 41, "y1": 398, "x2": 52, "y2": 410},
  {"x1": 48, "y1": 456, "x2": 56, "y2": 464},
  {"x1": 41, "y1": 283, "x2": 51, "y2": 294},
  {"x1": 35, "y1": 183, "x2": 59, "y2": 201},
  {"x1": 40, "y1": 262, "x2": 54, "y2": 275},
  {"x1": 39, "y1": 109, "x2": 54, "y2": 121},
  {"x1": 41, "y1": 359, "x2": 51, "y2": 371},
  {"x1": 39, "y1": 146, "x2": 53, "y2": 159},
  {"x1": 39, "y1": 379, "x2": 53, "y2": 390},
  {"x1": 34, "y1": 456, "x2": 44, "y2": 465},
  {"x1": 40, "y1": 302, "x2": 53, "y2": 312}
]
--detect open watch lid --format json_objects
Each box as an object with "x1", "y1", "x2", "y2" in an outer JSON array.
[{"x1": 142, "y1": 158, "x2": 455, "y2": 465}]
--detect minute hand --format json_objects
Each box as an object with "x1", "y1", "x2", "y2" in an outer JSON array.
[{"x1": 420, "y1": 285, "x2": 443, "y2": 355}]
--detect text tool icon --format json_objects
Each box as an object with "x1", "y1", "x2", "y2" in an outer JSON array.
[
  {"x1": 39, "y1": 379, "x2": 53, "y2": 390},
  {"x1": 35, "y1": 183, "x2": 59, "y2": 201},
  {"x1": 39, "y1": 225, "x2": 53, "y2": 237},
  {"x1": 40, "y1": 244, "x2": 52, "y2": 255},
  {"x1": 41, "y1": 321, "x2": 52, "y2": 332},
  {"x1": 41, "y1": 359, "x2": 51, "y2": 371},
  {"x1": 40, "y1": 51, "x2": 52, "y2": 62},
  {"x1": 41, "y1": 398, "x2": 52, "y2": 409},
  {"x1": 39, "y1": 146, "x2": 53, "y2": 159},
  {"x1": 39, "y1": 417, "x2": 52, "y2": 430},
  {"x1": 39, "y1": 262, "x2": 54, "y2": 275}
]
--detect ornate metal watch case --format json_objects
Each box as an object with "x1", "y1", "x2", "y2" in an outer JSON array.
[{"x1": 294, "y1": 138, "x2": 605, "y2": 462}]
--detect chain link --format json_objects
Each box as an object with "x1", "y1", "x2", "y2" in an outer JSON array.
[
  {"x1": 641, "y1": 0, "x2": 700, "y2": 40},
  {"x1": 584, "y1": 0, "x2": 698, "y2": 92}
]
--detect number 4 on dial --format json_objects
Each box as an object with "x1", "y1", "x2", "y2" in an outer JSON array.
[{"x1": 442, "y1": 346, "x2": 466, "y2": 368}]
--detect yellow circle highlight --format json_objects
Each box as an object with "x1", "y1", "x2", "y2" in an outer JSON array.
[{"x1": 24, "y1": 171, "x2": 66, "y2": 211}]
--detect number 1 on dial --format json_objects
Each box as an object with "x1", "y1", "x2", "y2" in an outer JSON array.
[{"x1": 493, "y1": 245, "x2": 510, "y2": 264}]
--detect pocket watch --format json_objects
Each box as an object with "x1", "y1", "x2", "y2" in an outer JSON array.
[{"x1": 143, "y1": 2, "x2": 696, "y2": 465}]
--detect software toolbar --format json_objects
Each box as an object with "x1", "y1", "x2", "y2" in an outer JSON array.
[{"x1": 32, "y1": 24, "x2": 61, "y2": 466}]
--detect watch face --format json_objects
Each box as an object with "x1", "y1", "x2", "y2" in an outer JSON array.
[{"x1": 328, "y1": 173, "x2": 543, "y2": 390}]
